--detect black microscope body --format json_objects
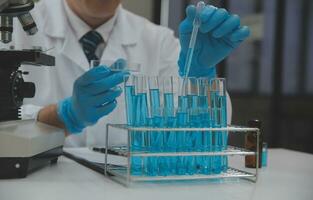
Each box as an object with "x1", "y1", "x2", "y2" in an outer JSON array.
[
  {"x1": 0, "y1": 0, "x2": 64, "y2": 179},
  {"x1": 0, "y1": 50, "x2": 55, "y2": 121}
]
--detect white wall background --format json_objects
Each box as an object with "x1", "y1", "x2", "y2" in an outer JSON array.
[{"x1": 122, "y1": 0, "x2": 155, "y2": 21}]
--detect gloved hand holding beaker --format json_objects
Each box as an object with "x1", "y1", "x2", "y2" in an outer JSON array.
[{"x1": 57, "y1": 64, "x2": 128, "y2": 134}]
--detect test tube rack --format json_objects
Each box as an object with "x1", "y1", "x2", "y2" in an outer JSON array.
[{"x1": 105, "y1": 124, "x2": 260, "y2": 187}]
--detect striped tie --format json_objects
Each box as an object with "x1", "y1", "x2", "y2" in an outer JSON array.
[{"x1": 79, "y1": 31, "x2": 105, "y2": 63}]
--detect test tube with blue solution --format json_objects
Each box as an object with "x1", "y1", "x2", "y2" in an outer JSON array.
[
  {"x1": 130, "y1": 76, "x2": 149, "y2": 175},
  {"x1": 215, "y1": 79, "x2": 228, "y2": 172},
  {"x1": 124, "y1": 75, "x2": 140, "y2": 175},
  {"x1": 262, "y1": 142, "x2": 268, "y2": 167},
  {"x1": 176, "y1": 78, "x2": 189, "y2": 175},
  {"x1": 210, "y1": 79, "x2": 228, "y2": 173},
  {"x1": 219, "y1": 80, "x2": 228, "y2": 172},
  {"x1": 163, "y1": 77, "x2": 177, "y2": 175},
  {"x1": 147, "y1": 77, "x2": 165, "y2": 176},
  {"x1": 198, "y1": 78, "x2": 213, "y2": 174},
  {"x1": 186, "y1": 78, "x2": 200, "y2": 175},
  {"x1": 124, "y1": 75, "x2": 135, "y2": 127}
]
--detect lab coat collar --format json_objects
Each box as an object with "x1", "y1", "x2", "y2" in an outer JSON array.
[
  {"x1": 41, "y1": 0, "x2": 90, "y2": 69},
  {"x1": 110, "y1": 5, "x2": 144, "y2": 46},
  {"x1": 61, "y1": 28, "x2": 90, "y2": 70},
  {"x1": 43, "y1": 0, "x2": 143, "y2": 46},
  {"x1": 42, "y1": 0, "x2": 68, "y2": 39}
]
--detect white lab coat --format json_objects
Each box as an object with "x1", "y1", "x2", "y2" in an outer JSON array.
[{"x1": 5, "y1": 0, "x2": 232, "y2": 147}]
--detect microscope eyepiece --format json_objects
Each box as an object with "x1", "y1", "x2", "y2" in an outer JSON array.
[
  {"x1": 0, "y1": 15, "x2": 13, "y2": 43},
  {"x1": 0, "y1": 0, "x2": 38, "y2": 43}
]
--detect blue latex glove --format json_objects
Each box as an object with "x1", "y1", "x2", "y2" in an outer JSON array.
[
  {"x1": 57, "y1": 66, "x2": 128, "y2": 133},
  {"x1": 178, "y1": 5, "x2": 250, "y2": 77}
]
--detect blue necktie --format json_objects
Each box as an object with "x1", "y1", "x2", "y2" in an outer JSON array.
[{"x1": 79, "y1": 31, "x2": 104, "y2": 63}]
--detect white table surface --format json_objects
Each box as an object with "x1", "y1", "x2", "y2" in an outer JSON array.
[{"x1": 1, "y1": 149, "x2": 312, "y2": 200}]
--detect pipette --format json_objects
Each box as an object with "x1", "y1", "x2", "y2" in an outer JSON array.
[
  {"x1": 183, "y1": 1, "x2": 206, "y2": 78},
  {"x1": 180, "y1": 1, "x2": 206, "y2": 96}
]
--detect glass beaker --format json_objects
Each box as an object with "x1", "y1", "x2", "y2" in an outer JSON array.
[{"x1": 90, "y1": 59, "x2": 141, "y2": 73}]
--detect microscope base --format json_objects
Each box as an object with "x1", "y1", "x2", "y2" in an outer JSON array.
[
  {"x1": 0, "y1": 119, "x2": 65, "y2": 179},
  {"x1": 0, "y1": 146, "x2": 63, "y2": 179}
]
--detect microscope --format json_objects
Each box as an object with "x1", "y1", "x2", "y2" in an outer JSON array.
[{"x1": 0, "y1": 0, "x2": 65, "y2": 179}]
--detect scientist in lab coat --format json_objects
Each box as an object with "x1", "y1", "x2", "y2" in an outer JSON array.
[{"x1": 8, "y1": 0, "x2": 250, "y2": 147}]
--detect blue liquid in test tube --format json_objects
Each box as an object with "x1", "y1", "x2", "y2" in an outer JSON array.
[
  {"x1": 163, "y1": 92, "x2": 177, "y2": 175},
  {"x1": 148, "y1": 76, "x2": 171, "y2": 176},
  {"x1": 127, "y1": 76, "x2": 149, "y2": 176},
  {"x1": 189, "y1": 107, "x2": 202, "y2": 174},
  {"x1": 210, "y1": 89, "x2": 222, "y2": 174},
  {"x1": 125, "y1": 85, "x2": 135, "y2": 125},
  {"x1": 214, "y1": 79, "x2": 228, "y2": 172},
  {"x1": 131, "y1": 92, "x2": 148, "y2": 175},
  {"x1": 149, "y1": 87, "x2": 166, "y2": 176},
  {"x1": 124, "y1": 77, "x2": 142, "y2": 175},
  {"x1": 210, "y1": 78, "x2": 228, "y2": 173},
  {"x1": 262, "y1": 142, "x2": 268, "y2": 167},
  {"x1": 219, "y1": 94, "x2": 228, "y2": 172},
  {"x1": 176, "y1": 95, "x2": 189, "y2": 175},
  {"x1": 163, "y1": 77, "x2": 178, "y2": 175},
  {"x1": 150, "y1": 89, "x2": 161, "y2": 117},
  {"x1": 186, "y1": 79, "x2": 200, "y2": 175},
  {"x1": 198, "y1": 78, "x2": 213, "y2": 174}
]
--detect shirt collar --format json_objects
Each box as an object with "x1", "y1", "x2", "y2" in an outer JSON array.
[{"x1": 63, "y1": 0, "x2": 119, "y2": 42}]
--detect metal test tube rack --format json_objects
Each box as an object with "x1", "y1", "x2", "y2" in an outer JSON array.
[{"x1": 105, "y1": 124, "x2": 260, "y2": 187}]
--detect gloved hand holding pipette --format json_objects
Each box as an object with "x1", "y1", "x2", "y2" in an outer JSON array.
[{"x1": 178, "y1": 2, "x2": 250, "y2": 78}]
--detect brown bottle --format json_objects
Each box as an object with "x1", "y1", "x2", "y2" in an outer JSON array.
[{"x1": 245, "y1": 119, "x2": 263, "y2": 168}]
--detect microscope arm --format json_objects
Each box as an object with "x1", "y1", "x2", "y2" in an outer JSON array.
[{"x1": 0, "y1": 0, "x2": 9, "y2": 12}]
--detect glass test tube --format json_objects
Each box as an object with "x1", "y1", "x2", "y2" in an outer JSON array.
[
  {"x1": 131, "y1": 75, "x2": 149, "y2": 175},
  {"x1": 147, "y1": 76, "x2": 164, "y2": 176},
  {"x1": 176, "y1": 78, "x2": 189, "y2": 175},
  {"x1": 262, "y1": 142, "x2": 268, "y2": 167},
  {"x1": 188, "y1": 78, "x2": 202, "y2": 174},
  {"x1": 198, "y1": 78, "x2": 212, "y2": 174},
  {"x1": 162, "y1": 77, "x2": 177, "y2": 175},
  {"x1": 210, "y1": 78, "x2": 227, "y2": 173},
  {"x1": 124, "y1": 75, "x2": 138, "y2": 175},
  {"x1": 124, "y1": 75, "x2": 136, "y2": 126}
]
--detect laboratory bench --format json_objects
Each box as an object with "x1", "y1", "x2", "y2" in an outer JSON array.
[{"x1": 0, "y1": 148, "x2": 312, "y2": 200}]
